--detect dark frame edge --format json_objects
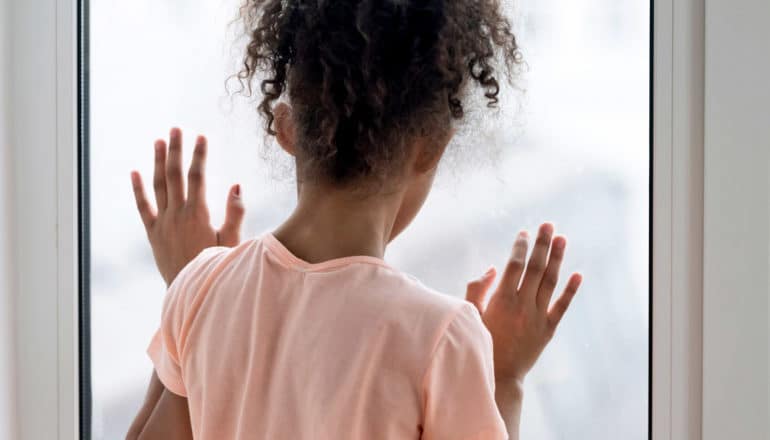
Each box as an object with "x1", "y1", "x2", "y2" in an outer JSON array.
[{"x1": 77, "y1": 0, "x2": 92, "y2": 438}]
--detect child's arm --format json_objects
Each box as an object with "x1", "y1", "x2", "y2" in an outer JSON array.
[
  {"x1": 126, "y1": 372, "x2": 192, "y2": 440},
  {"x1": 127, "y1": 128, "x2": 246, "y2": 438},
  {"x1": 465, "y1": 223, "x2": 582, "y2": 439},
  {"x1": 125, "y1": 373, "x2": 164, "y2": 439},
  {"x1": 493, "y1": 378, "x2": 523, "y2": 439},
  {"x1": 131, "y1": 386, "x2": 193, "y2": 440},
  {"x1": 126, "y1": 374, "x2": 191, "y2": 440}
]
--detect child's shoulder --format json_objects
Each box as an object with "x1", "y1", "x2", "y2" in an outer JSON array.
[
  {"x1": 179, "y1": 234, "x2": 472, "y2": 322},
  {"x1": 382, "y1": 268, "x2": 468, "y2": 311},
  {"x1": 350, "y1": 259, "x2": 476, "y2": 329},
  {"x1": 166, "y1": 239, "x2": 258, "y2": 297},
  {"x1": 360, "y1": 265, "x2": 490, "y2": 368}
]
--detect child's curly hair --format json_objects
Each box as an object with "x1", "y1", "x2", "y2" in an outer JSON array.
[{"x1": 236, "y1": 0, "x2": 521, "y2": 187}]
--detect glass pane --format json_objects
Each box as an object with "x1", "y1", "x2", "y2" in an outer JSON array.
[{"x1": 89, "y1": 0, "x2": 649, "y2": 438}]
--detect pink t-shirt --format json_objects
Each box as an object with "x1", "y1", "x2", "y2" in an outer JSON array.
[{"x1": 148, "y1": 233, "x2": 507, "y2": 439}]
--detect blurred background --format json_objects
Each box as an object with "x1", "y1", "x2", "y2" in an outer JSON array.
[{"x1": 89, "y1": 0, "x2": 650, "y2": 438}]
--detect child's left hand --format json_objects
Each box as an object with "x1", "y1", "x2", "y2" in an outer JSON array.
[
  {"x1": 130, "y1": 127, "x2": 245, "y2": 286},
  {"x1": 465, "y1": 223, "x2": 582, "y2": 385}
]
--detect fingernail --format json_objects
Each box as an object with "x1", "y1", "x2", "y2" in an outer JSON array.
[
  {"x1": 541, "y1": 222, "x2": 554, "y2": 235},
  {"x1": 483, "y1": 267, "x2": 495, "y2": 278},
  {"x1": 518, "y1": 230, "x2": 529, "y2": 240},
  {"x1": 553, "y1": 236, "x2": 566, "y2": 249},
  {"x1": 233, "y1": 184, "x2": 241, "y2": 197}
]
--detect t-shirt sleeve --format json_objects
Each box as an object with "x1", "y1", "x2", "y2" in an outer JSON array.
[
  {"x1": 146, "y1": 246, "x2": 228, "y2": 397},
  {"x1": 422, "y1": 303, "x2": 508, "y2": 440}
]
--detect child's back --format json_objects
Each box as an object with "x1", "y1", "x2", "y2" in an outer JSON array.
[
  {"x1": 149, "y1": 235, "x2": 503, "y2": 439},
  {"x1": 128, "y1": 0, "x2": 582, "y2": 438}
]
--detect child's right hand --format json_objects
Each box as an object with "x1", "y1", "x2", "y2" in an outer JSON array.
[
  {"x1": 130, "y1": 127, "x2": 245, "y2": 286},
  {"x1": 465, "y1": 223, "x2": 582, "y2": 386}
]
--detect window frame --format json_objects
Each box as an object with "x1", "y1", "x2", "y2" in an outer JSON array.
[
  {"x1": 651, "y1": 0, "x2": 705, "y2": 438},
  {"x1": 11, "y1": 0, "x2": 82, "y2": 439},
  {"x1": 8, "y1": 0, "x2": 711, "y2": 438}
]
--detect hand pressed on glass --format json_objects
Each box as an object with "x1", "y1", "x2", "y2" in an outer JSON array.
[
  {"x1": 130, "y1": 127, "x2": 246, "y2": 286},
  {"x1": 467, "y1": 223, "x2": 582, "y2": 382},
  {"x1": 465, "y1": 223, "x2": 582, "y2": 437}
]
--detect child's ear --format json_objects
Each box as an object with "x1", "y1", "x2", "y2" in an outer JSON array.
[
  {"x1": 274, "y1": 102, "x2": 297, "y2": 156},
  {"x1": 413, "y1": 128, "x2": 454, "y2": 174}
]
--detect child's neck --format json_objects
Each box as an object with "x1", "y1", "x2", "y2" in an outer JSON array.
[{"x1": 272, "y1": 182, "x2": 405, "y2": 264}]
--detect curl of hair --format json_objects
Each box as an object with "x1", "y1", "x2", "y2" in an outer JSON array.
[{"x1": 235, "y1": 0, "x2": 522, "y2": 186}]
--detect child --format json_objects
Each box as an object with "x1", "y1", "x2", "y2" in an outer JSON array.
[{"x1": 126, "y1": 0, "x2": 582, "y2": 439}]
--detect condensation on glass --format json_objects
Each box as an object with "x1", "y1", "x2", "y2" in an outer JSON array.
[{"x1": 89, "y1": 1, "x2": 650, "y2": 438}]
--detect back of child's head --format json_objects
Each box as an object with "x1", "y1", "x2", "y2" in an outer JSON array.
[{"x1": 237, "y1": 0, "x2": 521, "y2": 189}]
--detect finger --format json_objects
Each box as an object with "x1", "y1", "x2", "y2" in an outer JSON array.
[
  {"x1": 166, "y1": 127, "x2": 185, "y2": 207},
  {"x1": 498, "y1": 231, "x2": 529, "y2": 297},
  {"x1": 536, "y1": 235, "x2": 567, "y2": 310},
  {"x1": 218, "y1": 184, "x2": 245, "y2": 246},
  {"x1": 131, "y1": 171, "x2": 156, "y2": 228},
  {"x1": 152, "y1": 140, "x2": 168, "y2": 211},
  {"x1": 518, "y1": 222, "x2": 554, "y2": 300},
  {"x1": 547, "y1": 272, "x2": 582, "y2": 330},
  {"x1": 465, "y1": 267, "x2": 497, "y2": 314},
  {"x1": 187, "y1": 135, "x2": 207, "y2": 207}
]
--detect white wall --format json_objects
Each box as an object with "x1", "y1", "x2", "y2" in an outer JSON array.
[
  {"x1": 703, "y1": 0, "x2": 770, "y2": 437},
  {"x1": 0, "y1": 0, "x2": 18, "y2": 436}
]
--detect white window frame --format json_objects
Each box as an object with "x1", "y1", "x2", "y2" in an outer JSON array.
[
  {"x1": 651, "y1": 0, "x2": 705, "y2": 438},
  {"x1": 16, "y1": 0, "x2": 769, "y2": 438},
  {"x1": 11, "y1": 0, "x2": 80, "y2": 438}
]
